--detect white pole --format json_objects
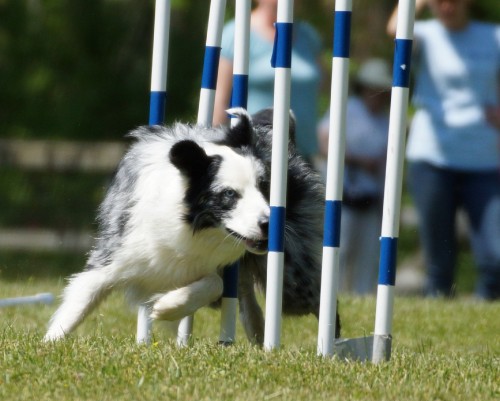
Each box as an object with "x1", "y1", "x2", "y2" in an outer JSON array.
[
  {"x1": 372, "y1": 0, "x2": 415, "y2": 363},
  {"x1": 137, "y1": 0, "x2": 171, "y2": 344},
  {"x1": 136, "y1": 304, "x2": 152, "y2": 344},
  {"x1": 178, "y1": 0, "x2": 227, "y2": 347},
  {"x1": 0, "y1": 293, "x2": 54, "y2": 307},
  {"x1": 263, "y1": 0, "x2": 294, "y2": 351},
  {"x1": 317, "y1": 0, "x2": 352, "y2": 357},
  {"x1": 219, "y1": 0, "x2": 251, "y2": 345}
]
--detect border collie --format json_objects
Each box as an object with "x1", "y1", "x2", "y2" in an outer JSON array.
[
  {"x1": 44, "y1": 109, "x2": 340, "y2": 343},
  {"x1": 44, "y1": 110, "x2": 270, "y2": 341}
]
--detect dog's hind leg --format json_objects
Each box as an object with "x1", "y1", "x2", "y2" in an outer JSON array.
[
  {"x1": 150, "y1": 273, "x2": 223, "y2": 321},
  {"x1": 44, "y1": 267, "x2": 115, "y2": 341},
  {"x1": 238, "y1": 259, "x2": 265, "y2": 345}
]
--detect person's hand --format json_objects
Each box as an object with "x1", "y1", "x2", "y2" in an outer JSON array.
[
  {"x1": 387, "y1": 0, "x2": 429, "y2": 37},
  {"x1": 416, "y1": 0, "x2": 429, "y2": 8},
  {"x1": 485, "y1": 105, "x2": 500, "y2": 132}
]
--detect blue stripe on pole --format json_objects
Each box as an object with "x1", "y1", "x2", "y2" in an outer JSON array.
[
  {"x1": 230, "y1": 74, "x2": 248, "y2": 109},
  {"x1": 392, "y1": 39, "x2": 413, "y2": 88},
  {"x1": 323, "y1": 200, "x2": 342, "y2": 247},
  {"x1": 333, "y1": 11, "x2": 351, "y2": 58},
  {"x1": 271, "y1": 22, "x2": 293, "y2": 68},
  {"x1": 378, "y1": 237, "x2": 398, "y2": 285},
  {"x1": 222, "y1": 262, "x2": 239, "y2": 298},
  {"x1": 149, "y1": 91, "x2": 167, "y2": 125},
  {"x1": 201, "y1": 46, "x2": 221, "y2": 90},
  {"x1": 268, "y1": 206, "x2": 286, "y2": 252}
]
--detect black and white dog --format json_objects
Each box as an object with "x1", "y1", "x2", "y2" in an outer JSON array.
[{"x1": 44, "y1": 109, "x2": 340, "y2": 342}]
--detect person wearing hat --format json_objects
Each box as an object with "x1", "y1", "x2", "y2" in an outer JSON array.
[{"x1": 317, "y1": 58, "x2": 392, "y2": 295}]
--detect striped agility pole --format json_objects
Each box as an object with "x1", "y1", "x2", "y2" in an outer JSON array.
[
  {"x1": 137, "y1": 0, "x2": 171, "y2": 344},
  {"x1": 263, "y1": 0, "x2": 294, "y2": 351},
  {"x1": 177, "y1": 0, "x2": 227, "y2": 347},
  {"x1": 317, "y1": 0, "x2": 352, "y2": 357},
  {"x1": 196, "y1": 0, "x2": 227, "y2": 127},
  {"x1": 219, "y1": 0, "x2": 251, "y2": 345},
  {"x1": 372, "y1": 0, "x2": 415, "y2": 363}
]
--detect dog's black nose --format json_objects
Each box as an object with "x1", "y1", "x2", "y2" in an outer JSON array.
[{"x1": 258, "y1": 217, "x2": 269, "y2": 236}]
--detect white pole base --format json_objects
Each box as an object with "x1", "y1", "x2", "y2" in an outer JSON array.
[
  {"x1": 219, "y1": 297, "x2": 238, "y2": 345},
  {"x1": 372, "y1": 334, "x2": 392, "y2": 363},
  {"x1": 136, "y1": 305, "x2": 152, "y2": 344},
  {"x1": 177, "y1": 315, "x2": 193, "y2": 347}
]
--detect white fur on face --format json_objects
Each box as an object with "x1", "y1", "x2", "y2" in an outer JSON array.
[{"x1": 205, "y1": 144, "x2": 269, "y2": 242}]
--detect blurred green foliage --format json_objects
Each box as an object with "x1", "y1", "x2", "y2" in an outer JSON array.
[
  {"x1": 0, "y1": 169, "x2": 107, "y2": 229},
  {"x1": 0, "y1": 0, "x2": 211, "y2": 139}
]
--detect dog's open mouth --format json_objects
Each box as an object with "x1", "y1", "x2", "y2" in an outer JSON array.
[{"x1": 226, "y1": 229, "x2": 268, "y2": 254}]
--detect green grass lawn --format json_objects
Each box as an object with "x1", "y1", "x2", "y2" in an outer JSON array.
[{"x1": 1, "y1": 270, "x2": 498, "y2": 401}]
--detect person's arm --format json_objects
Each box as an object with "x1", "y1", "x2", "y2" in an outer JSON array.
[
  {"x1": 485, "y1": 45, "x2": 500, "y2": 133},
  {"x1": 387, "y1": 0, "x2": 428, "y2": 37},
  {"x1": 486, "y1": 106, "x2": 500, "y2": 132},
  {"x1": 317, "y1": 117, "x2": 329, "y2": 159},
  {"x1": 213, "y1": 57, "x2": 234, "y2": 126}
]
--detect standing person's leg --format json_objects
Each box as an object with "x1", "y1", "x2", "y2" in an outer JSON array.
[
  {"x1": 459, "y1": 170, "x2": 500, "y2": 300},
  {"x1": 408, "y1": 161, "x2": 458, "y2": 297}
]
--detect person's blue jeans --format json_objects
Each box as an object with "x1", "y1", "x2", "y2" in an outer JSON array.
[{"x1": 408, "y1": 161, "x2": 500, "y2": 300}]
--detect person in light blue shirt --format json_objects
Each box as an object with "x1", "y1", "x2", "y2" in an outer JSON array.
[
  {"x1": 388, "y1": 0, "x2": 500, "y2": 300},
  {"x1": 213, "y1": 0, "x2": 322, "y2": 162}
]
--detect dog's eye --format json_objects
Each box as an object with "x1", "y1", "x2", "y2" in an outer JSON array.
[{"x1": 223, "y1": 189, "x2": 237, "y2": 198}]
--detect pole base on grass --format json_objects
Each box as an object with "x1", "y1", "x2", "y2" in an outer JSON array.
[
  {"x1": 177, "y1": 315, "x2": 193, "y2": 347},
  {"x1": 372, "y1": 334, "x2": 392, "y2": 363},
  {"x1": 218, "y1": 340, "x2": 234, "y2": 347},
  {"x1": 333, "y1": 336, "x2": 374, "y2": 362}
]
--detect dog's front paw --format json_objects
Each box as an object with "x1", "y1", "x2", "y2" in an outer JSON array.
[
  {"x1": 150, "y1": 289, "x2": 193, "y2": 321},
  {"x1": 43, "y1": 326, "x2": 67, "y2": 342}
]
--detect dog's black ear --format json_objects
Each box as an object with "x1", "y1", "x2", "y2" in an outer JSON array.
[
  {"x1": 170, "y1": 140, "x2": 214, "y2": 178},
  {"x1": 251, "y1": 108, "x2": 274, "y2": 127},
  {"x1": 224, "y1": 107, "x2": 254, "y2": 149},
  {"x1": 251, "y1": 108, "x2": 296, "y2": 144}
]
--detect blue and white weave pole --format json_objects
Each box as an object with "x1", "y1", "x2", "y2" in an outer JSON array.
[
  {"x1": 137, "y1": 0, "x2": 171, "y2": 344},
  {"x1": 372, "y1": 0, "x2": 415, "y2": 363},
  {"x1": 219, "y1": 0, "x2": 251, "y2": 345},
  {"x1": 197, "y1": 0, "x2": 227, "y2": 127},
  {"x1": 263, "y1": 0, "x2": 294, "y2": 351},
  {"x1": 177, "y1": 0, "x2": 227, "y2": 347},
  {"x1": 317, "y1": 0, "x2": 352, "y2": 357}
]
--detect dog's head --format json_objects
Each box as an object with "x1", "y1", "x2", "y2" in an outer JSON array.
[{"x1": 169, "y1": 120, "x2": 269, "y2": 255}]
